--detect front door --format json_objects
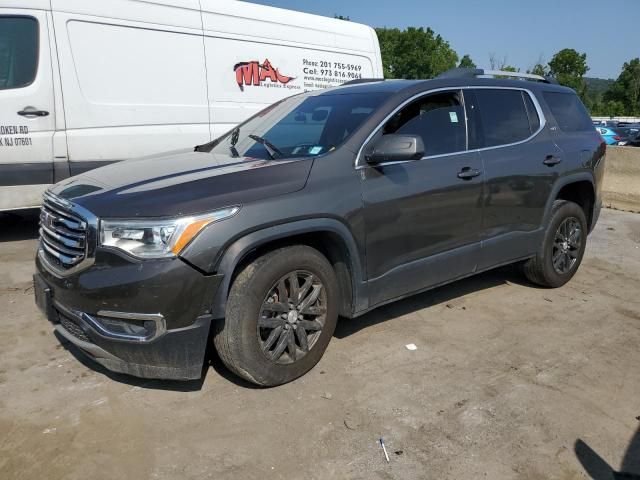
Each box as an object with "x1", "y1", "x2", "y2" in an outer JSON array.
[
  {"x1": 360, "y1": 89, "x2": 484, "y2": 306},
  {"x1": 0, "y1": 10, "x2": 56, "y2": 210}
]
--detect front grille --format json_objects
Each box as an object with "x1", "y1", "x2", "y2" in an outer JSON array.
[
  {"x1": 39, "y1": 196, "x2": 87, "y2": 271},
  {"x1": 59, "y1": 312, "x2": 91, "y2": 343}
]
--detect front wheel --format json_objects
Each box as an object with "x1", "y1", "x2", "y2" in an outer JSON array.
[
  {"x1": 214, "y1": 245, "x2": 339, "y2": 386},
  {"x1": 522, "y1": 200, "x2": 588, "y2": 288}
]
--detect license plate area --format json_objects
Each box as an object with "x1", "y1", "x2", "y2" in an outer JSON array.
[{"x1": 33, "y1": 274, "x2": 57, "y2": 323}]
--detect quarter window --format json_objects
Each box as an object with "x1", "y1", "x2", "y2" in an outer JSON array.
[
  {"x1": 543, "y1": 92, "x2": 594, "y2": 132},
  {"x1": 0, "y1": 17, "x2": 38, "y2": 90},
  {"x1": 474, "y1": 89, "x2": 532, "y2": 147},
  {"x1": 381, "y1": 90, "x2": 466, "y2": 156}
]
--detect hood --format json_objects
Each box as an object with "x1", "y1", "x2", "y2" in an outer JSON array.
[{"x1": 49, "y1": 149, "x2": 313, "y2": 218}]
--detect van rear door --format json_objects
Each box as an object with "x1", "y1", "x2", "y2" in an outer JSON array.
[{"x1": 0, "y1": 10, "x2": 55, "y2": 210}]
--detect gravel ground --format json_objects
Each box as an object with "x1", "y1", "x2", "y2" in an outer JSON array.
[{"x1": 0, "y1": 208, "x2": 639, "y2": 480}]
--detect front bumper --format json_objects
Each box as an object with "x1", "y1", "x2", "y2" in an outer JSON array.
[{"x1": 35, "y1": 248, "x2": 223, "y2": 380}]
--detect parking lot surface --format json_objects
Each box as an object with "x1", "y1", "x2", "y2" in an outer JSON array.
[{"x1": 1, "y1": 208, "x2": 639, "y2": 480}]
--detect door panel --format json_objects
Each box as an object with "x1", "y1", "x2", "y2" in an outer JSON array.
[
  {"x1": 0, "y1": 10, "x2": 55, "y2": 208},
  {"x1": 479, "y1": 129, "x2": 561, "y2": 236},
  {"x1": 362, "y1": 151, "x2": 484, "y2": 289}
]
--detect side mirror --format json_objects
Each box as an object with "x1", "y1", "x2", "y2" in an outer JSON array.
[{"x1": 366, "y1": 134, "x2": 425, "y2": 164}]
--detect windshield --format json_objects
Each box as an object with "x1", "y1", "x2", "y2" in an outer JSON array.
[{"x1": 208, "y1": 92, "x2": 390, "y2": 160}]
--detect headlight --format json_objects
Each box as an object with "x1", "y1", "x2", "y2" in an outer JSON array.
[{"x1": 100, "y1": 206, "x2": 239, "y2": 259}]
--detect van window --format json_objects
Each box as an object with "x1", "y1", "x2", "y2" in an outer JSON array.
[
  {"x1": 0, "y1": 17, "x2": 38, "y2": 90},
  {"x1": 543, "y1": 92, "x2": 594, "y2": 132},
  {"x1": 382, "y1": 91, "x2": 466, "y2": 156},
  {"x1": 474, "y1": 89, "x2": 532, "y2": 147}
]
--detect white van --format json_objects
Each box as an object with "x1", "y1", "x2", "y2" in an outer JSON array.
[{"x1": 0, "y1": 0, "x2": 383, "y2": 210}]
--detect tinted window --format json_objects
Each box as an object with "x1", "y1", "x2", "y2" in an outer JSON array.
[
  {"x1": 210, "y1": 92, "x2": 389, "y2": 161},
  {"x1": 474, "y1": 89, "x2": 532, "y2": 147},
  {"x1": 382, "y1": 91, "x2": 466, "y2": 156},
  {"x1": 0, "y1": 17, "x2": 38, "y2": 90},
  {"x1": 543, "y1": 92, "x2": 594, "y2": 132}
]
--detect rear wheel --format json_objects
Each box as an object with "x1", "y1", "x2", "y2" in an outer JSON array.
[
  {"x1": 214, "y1": 245, "x2": 339, "y2": 386},
  {"x1": 522, "y1": 200, "x2": 587, "y2": 288}
]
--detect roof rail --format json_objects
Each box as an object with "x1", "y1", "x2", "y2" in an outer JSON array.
[
  {"x1": 341, "y1": 78, "x2": 385, "y2": 86},
  {"x1": 436, "y1": 68, "x2": 558, "y2": 84}
]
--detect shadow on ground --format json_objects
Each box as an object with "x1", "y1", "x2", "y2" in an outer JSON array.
[
  {"x1": 0, "y1": 209, "x2": 40, "y2": 243},
  {"x1": 51, "y1": 263, "x2": 538, "y2": 391},
  {"x1": 334, "y1": 264, "x2": 537, "y2": 339},
  {"x1": 576, "y1": 426, "x2": 640, "y2": 479}
]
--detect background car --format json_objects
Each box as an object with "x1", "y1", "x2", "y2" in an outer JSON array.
[
  {"x1": 628, "y1": 129, "x2": 640, "y2": 147},
  {"x1": 597, "y1": 126, "x2": 630, "y2": 145}
]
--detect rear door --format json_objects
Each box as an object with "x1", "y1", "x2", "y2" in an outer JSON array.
[
  {"x1": 469, "y1": 87, "x2": 562, "y2": 269},
  {"x1": 0, "y1": 10, "x2": 55, "y2": 209}
]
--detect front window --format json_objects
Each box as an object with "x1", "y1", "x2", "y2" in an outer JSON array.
[
  {"x1": 381, "y1": 90, "x2": 467, "y2": 156},
  {"x1": 0, "y1": 16, "x2": 39, "y2": 90},
  {"x1": 208, "y1": 92, "x2": 390, "y2": 160}
]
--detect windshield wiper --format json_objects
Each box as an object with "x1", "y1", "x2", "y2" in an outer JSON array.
[{"x1": 249, "y1": 134, "x2": 283, "y2": 160}]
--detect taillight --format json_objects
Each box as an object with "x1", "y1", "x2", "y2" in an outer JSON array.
[{"x1": 613, "y1": 135, "x2": 621, "y2": 141}]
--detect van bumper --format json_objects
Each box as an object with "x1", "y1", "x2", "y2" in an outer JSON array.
[{"x1": 35, "y1": 250, "x2": 223, "y2": 381}]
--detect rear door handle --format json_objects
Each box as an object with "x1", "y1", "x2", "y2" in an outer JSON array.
[
  {"x1": 457, "y1": 167, "x2": 482, "y2": 180},
  {"x1": 18, "y1": 109, "x2": 49, "y2": 118},
  {"x1": 543, "y1": 155, "x2": 562, "y2": 166}
]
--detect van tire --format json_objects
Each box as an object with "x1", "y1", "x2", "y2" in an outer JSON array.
[
  {"x1": 522, "y1": 200, "x2": 587, "y2": 288},
  {"x1": 214, "y1": 245, "x2": 339, "y2": 387}
]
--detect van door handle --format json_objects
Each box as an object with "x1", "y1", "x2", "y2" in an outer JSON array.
[
  {"x1": 457, "y1": 167, "x2": 482, "y2": 180},
  {"x1": 543, "y1": 155, "x2": 562, "y2": 166},
  {"x1": 18, "y1": 109, "x2": 49, "y2": 118}
]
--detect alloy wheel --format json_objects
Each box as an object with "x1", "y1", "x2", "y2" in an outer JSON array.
[
  {"x1": 552, "y1": 217, "x2": 582, "y2": 275},
  {"x1": 258, "y1": 270, "x2": 327, "y2": 364}
]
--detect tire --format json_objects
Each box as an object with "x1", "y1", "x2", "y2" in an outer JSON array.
[
  {"x1": 214, "y1": 245, "x2": 339, "y2": 387},
  {"x1": 522, "y1": 200, "x2": 588, "y2": 288}
]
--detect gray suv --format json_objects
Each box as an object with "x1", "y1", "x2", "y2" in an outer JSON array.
[{"x1": 34, "y1": 68, "x2": 605, "y2": 386}]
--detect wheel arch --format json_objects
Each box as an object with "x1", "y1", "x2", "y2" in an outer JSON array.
[
  {"x1": 544, "y1": 173, "x2": 597, "y2": 232},
  {"x1": 210, "y1": 218, "x2": 367, "y2": 319}
]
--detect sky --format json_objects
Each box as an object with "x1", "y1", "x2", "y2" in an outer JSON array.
[{"x1": 245, "y1": 0, "x2": 636, "y2": 79}]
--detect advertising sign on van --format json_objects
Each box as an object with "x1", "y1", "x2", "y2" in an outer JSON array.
[{"x1": 234, "y1": 59, "x2": 295, "y2": 91}]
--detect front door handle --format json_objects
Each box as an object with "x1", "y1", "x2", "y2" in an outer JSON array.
[
  {"x1": 18, "y1": 108, "x2": 49, "y2": 118},
  {"x1": 543, "y1": 155, "x2": 562, "y2": 166},
  {"x1": 457, "y1": 167, "x2": 482, "y2": 180}
]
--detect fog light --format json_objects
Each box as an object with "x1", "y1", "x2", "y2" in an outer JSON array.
[
  {"x1": 81, "y1": 311, "x2": 166, "y2": 342},
  {"x1": 94, "y1": 316, "x2": 153, "y2": 337}
]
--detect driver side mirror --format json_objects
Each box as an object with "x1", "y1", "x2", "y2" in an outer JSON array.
[{"x1": 366, "y1": 134, "x2": 425, "y2": 164}]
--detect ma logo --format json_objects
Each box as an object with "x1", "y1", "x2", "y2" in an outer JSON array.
[{"x1": 234, "y1": 59, "x2": 295, "y2": 91}]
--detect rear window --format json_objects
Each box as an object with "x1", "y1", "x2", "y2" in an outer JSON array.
[
  {"x1": 474, "y1": 89, "x2": 533, "y2": 147},
  {"x1": 0, "y1": 16, "x2": 38, "y2": 90},
  {"x1": 543, "y1": 92, "x2": 594, "y2": 132}
]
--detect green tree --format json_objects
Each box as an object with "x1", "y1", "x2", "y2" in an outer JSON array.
[
  {"x1": 458, "y1": 54, "x2": 476, "y2": 69},
  {"x1": 375, "y1": 27, "x2": 458, "y2": 79},
  {"x1": 548, "y1": 48, "x2": 589, "y2": 95},
  {"x1": 528, "y1": 63, "x2": 547, "y2": 76},
  {"x1": 334, "y1": 14, "x2": 350, "y2": 21},
  {"x1": 604, "y1": 58, "x2": 640, "y2": 115}
]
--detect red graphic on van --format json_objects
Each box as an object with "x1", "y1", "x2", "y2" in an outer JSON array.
[{"x1": 234, "y1": 59, "x2": 294, "y2": 91}]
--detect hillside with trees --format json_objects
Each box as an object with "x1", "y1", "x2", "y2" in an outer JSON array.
[{"x1": 371, "y1": 26, "x2": 638, "y2": 117}]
